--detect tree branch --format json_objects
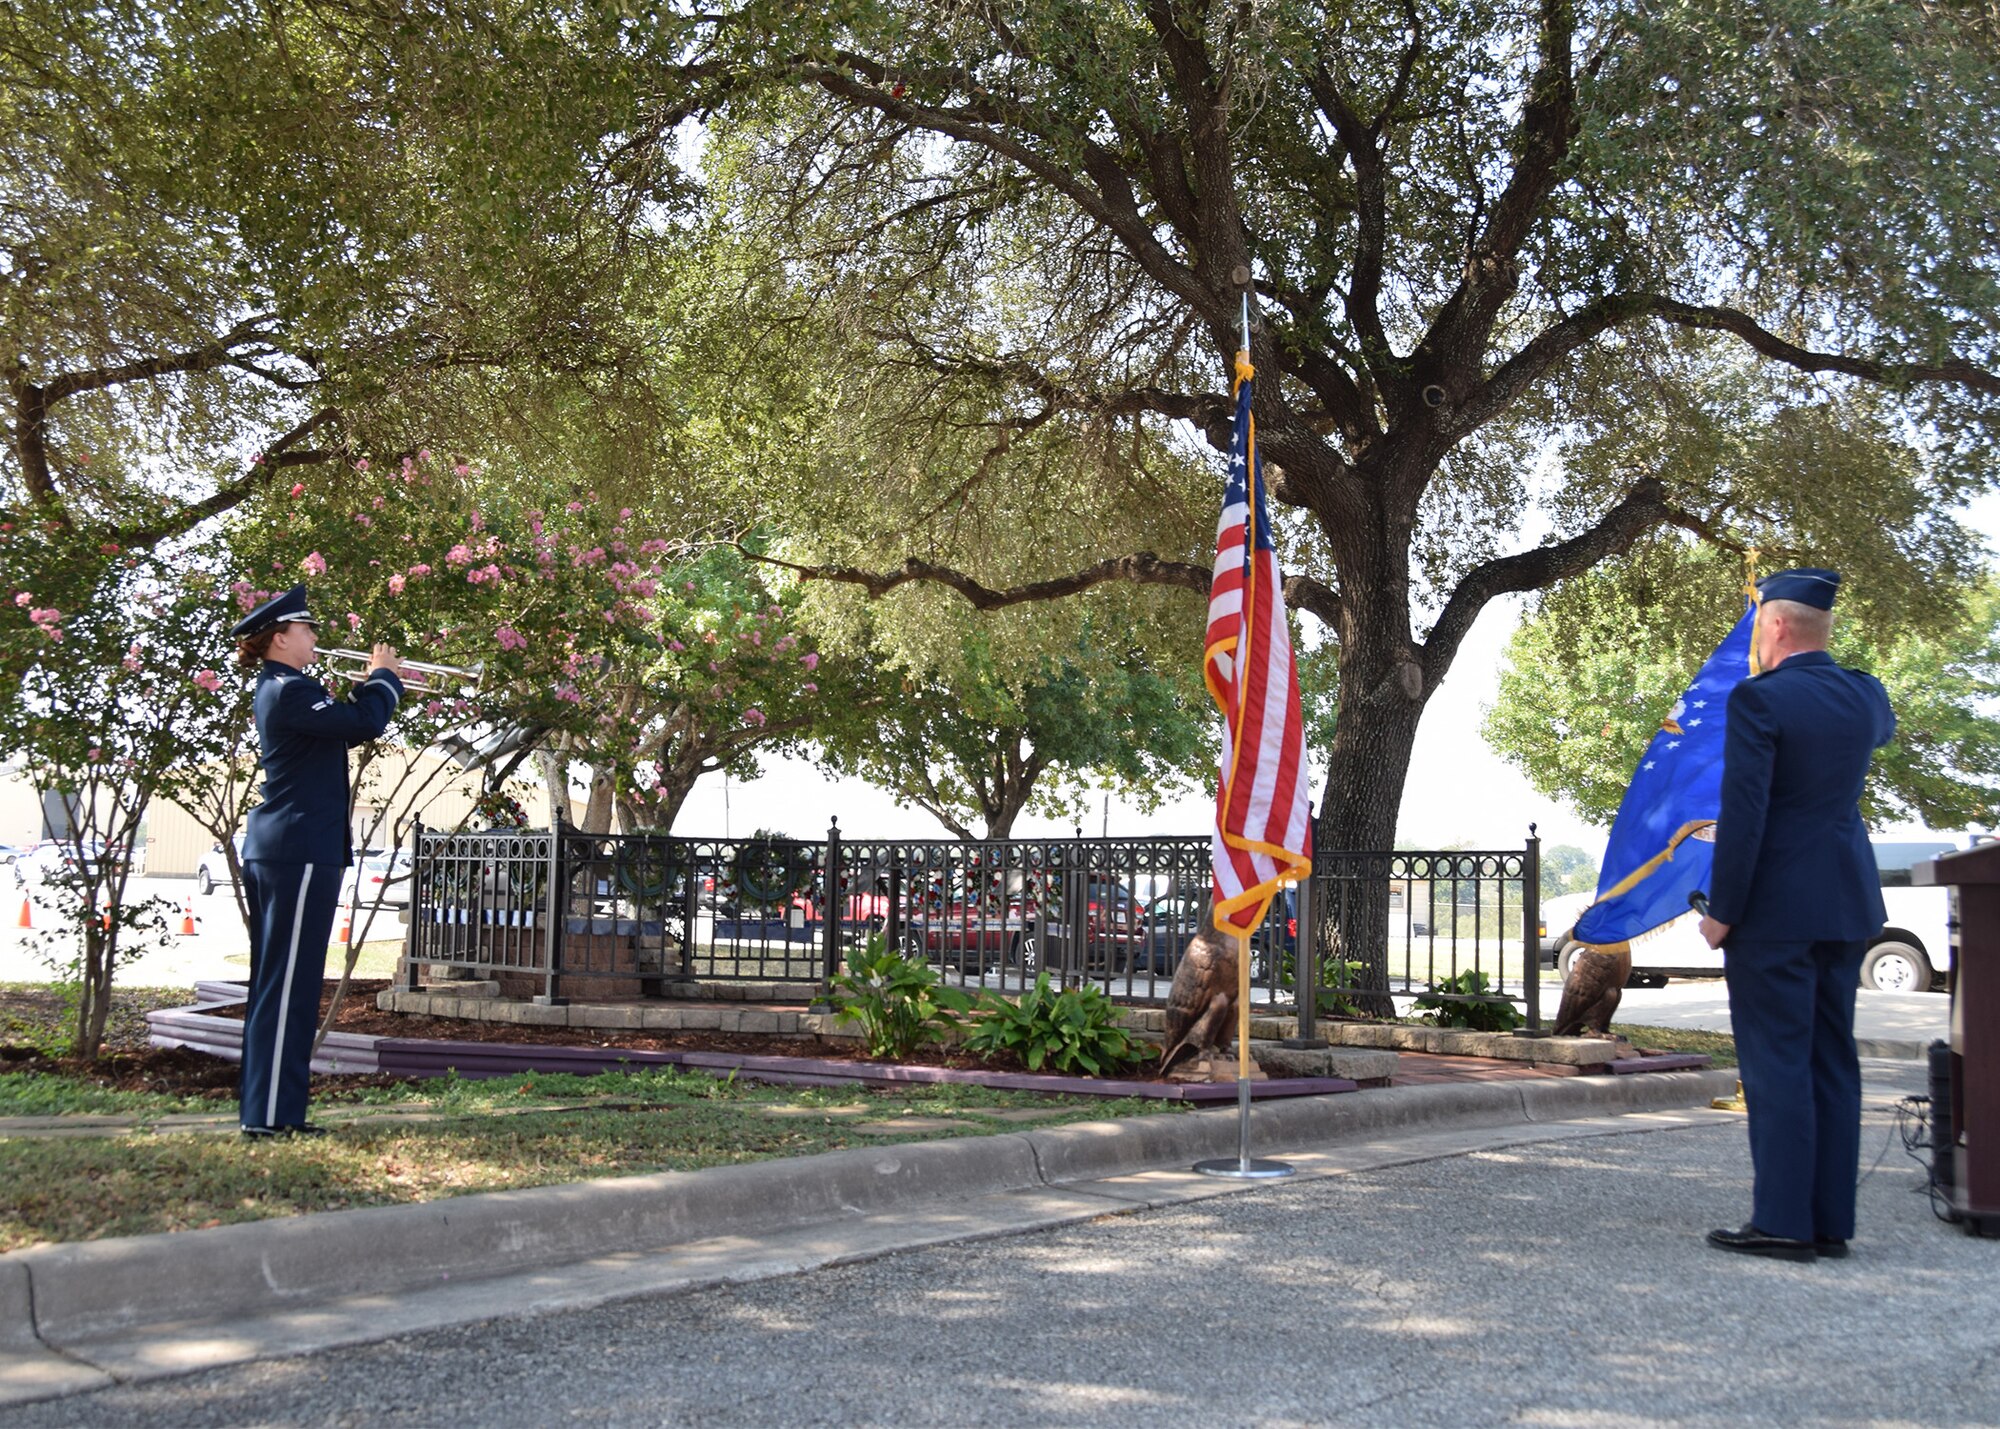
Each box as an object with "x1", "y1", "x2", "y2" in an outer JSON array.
[
  {"x1": 741, "y1": 545, "x2": 1342, "y2": 629},
  {"x1": 113, "y1": 407, "x2": 345, "y2": 548},
  {"x1": 1419, "y1": 476, "x2": 1668, "y2": 688}
]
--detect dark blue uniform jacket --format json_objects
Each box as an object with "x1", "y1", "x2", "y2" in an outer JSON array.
[
  {"x1": 243, "y1": 662, "x2": 404, "y2": 866},
  {"x1": 1706, "y1": 650, "x2": 1896, "y2": 941}
]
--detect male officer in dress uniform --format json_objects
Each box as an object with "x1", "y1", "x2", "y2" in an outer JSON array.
[
  {"x1": 228, "y1": 584, "x2": 403, "y2": 1137},
  {"x1": 1698, "y1": 568, "x2": 1896, "y2": 1261}
]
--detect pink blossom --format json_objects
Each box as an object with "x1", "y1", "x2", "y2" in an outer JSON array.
[
  {"x1": 417, "y1": 448, "x2": 432, "y2": 463},
  {"x1": 408, "y1": 563, "x2": 432, "y2": 578},
  {"x1": 122, "y1": 649, "x2": 143, "y2": 673},
  {"x1": 347, "y1": 612, "x2": 362, "y2": 631},
  {"x1": 87, "y1": 747, "x2": 101, "y2": 762},
  {"x1": 387, "y1": 574, "x2": 406, "y2": 595},
  {"x1": 372, "y1": 495, "x2": 385, "y2": 509},
  {"x1": 301, "y1": 551, "x2": 327, "y2": 576},
  {"x1": 469, "y1": 510, "x2": 484, "y2": 532},
  {"x1": 253, "y1": 452, "x2": 266, "y2": 465},
  {"x1": 565, "y1": 501, "x2": 584, "y2": 514},
  {"x1": 555, "y1": 684, "x2": 582, "y2": 705},
  {"x1": 357, "y1": 458, "x2": 371, "y2": 472},
  {"x1": 453, "y1": 463, "x2": 471, "y2": 477},
  {"x1": 355, "y1": 513, "x2": 373, "y2": 527},
  {"x1": 495, "y1": 625, "x2": 528, "y2": 652},
  {"x1": 424, "y1": 699, "x2": 443, "y2": 718},
  {"x1": 192, "y1": 670, "x2": 223, "y2": 693},
  {"x1": 289, "y1": 483, "x2": 305, "y2": 498},
  {"x1": 802, "y1": 682, "x2": 818, "y2": 694},
  {"x1": 467, "y1": 563, "x2": 501, "y2": 585},
  {"x1": 445, "y1": 544, "x2": 473, "y2": 567},
  {"x1": 669, "y1": 640, "x2": 684, "y2": 652},
  {"x1": 801, "y1": 652, "x2": 820, "y2": 670},
  {"x1": 11, "y1": 592, "x2": 29, "y2": 607},
  {"x1": 742, "y1": 708, "x2": 767, "y2": 727}
]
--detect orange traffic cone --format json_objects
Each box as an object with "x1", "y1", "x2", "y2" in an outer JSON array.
[
  {"x1": 16, "y1": 897, "x2": 30, "y2": 929},
  {"x1": 179, "y1": 897, "x2": 197, "y2": 936},
  {"x1": 337, "y1": 899, "x2": 353, "y2": 945}
]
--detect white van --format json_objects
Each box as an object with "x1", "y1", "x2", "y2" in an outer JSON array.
[{"x1": 1542, "y1": 836, "x2": 1977, "y2": 993}]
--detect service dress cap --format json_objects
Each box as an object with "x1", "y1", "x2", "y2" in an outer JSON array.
[
  {"x1": 227, "y1": 583, "x2": 320, "y2": 641},
  {"x1": 1757, "y1": 567, "x2": 1841, "y2": 611}
]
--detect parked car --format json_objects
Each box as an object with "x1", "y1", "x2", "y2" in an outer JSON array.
[
  {"x1": 0, "y1": 843, "x2": 18, "y2": 866},
  {"x1": 1539, "y1": 836, "x2": 1977, "y2": 992},
  {"x1": 900, "y1": 872, "x2": 1155, "y2": 975},
  {"x1": 1137, "y1": 888, "x2": 1294, "y2": 979},
  {"x1": 10, "y1": 840, "x2": 111, "y2": 887},
  {"x1": 196, "y1": 835, "x2": 246, "y2": 895},
  {"x1": 340, "y1": 849, "x2": 415, "y2": 910}
]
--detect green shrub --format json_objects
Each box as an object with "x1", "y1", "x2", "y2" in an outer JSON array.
[
  {"x1": 1413, "y1": 970, "x2": 1523, "y2": 1031},
  {"x1": 1279, "y1": 951, "x2": 1368, "y2": 1017},
  {"x1": 963, "y1": 974, "x2": 1148, "y2": 1076},
  {"x1": 828, "y1": 935, "x2": 972, "y2": 1060}
]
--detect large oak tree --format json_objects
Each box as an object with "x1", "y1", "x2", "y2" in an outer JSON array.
[{"x1": 638, "y1": 0, "x2": 1999, "y2": 871}]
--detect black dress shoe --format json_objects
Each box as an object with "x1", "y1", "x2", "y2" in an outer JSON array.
[
  {"x1": 1815, "y1": 1238, "x2": 1850, "y2": 1259},
  {"x1": 241, "y1": 1125, "x2": 282, "y2": 1140},
  {"x1": 281, "y1": 1123, "x2": 331, "y2": 1138},
  {"x1": 1706, "y1": 1224, "x2": 1817, "y2": 1262}
]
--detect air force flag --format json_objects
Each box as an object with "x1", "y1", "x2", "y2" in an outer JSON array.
[{"x1": 1572, "y1": 605, "x2": 1756, "y2": 949}]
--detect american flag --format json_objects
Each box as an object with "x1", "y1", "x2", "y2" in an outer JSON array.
[{"x1": 1205, "y1": 352, "x2": 1312, "y2": 937}]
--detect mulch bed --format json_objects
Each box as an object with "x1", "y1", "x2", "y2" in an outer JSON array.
[{"x1": 182, "y1": 979, "x2": 1176, "y2": 1084}]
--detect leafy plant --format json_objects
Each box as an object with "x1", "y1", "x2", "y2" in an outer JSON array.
[
  {"x1": 827, "y1": 935, "x2": 971, "y2": 1060},
  {"x1": 963, "y1": 973, "x2": 1148, "y2": 1077},
  {"x1": 1413, "y1": 971, "x2": 1524, "y2": 1032},
  {"x1": 1279, "y1": 951, "x2": 1369, "y2": 1018}
]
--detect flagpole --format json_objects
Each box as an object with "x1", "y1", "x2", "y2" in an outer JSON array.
[{"x1": 1196, "y1": 282, "x2": 1295, "y2": 1182}]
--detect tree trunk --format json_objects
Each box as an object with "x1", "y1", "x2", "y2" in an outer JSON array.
[
  {"x1": 1313, "y1": 521, "x2": 1430, "y2": 1014},
  {"x1": 536, "y1": 748, "x2": 571, "y2": 827}
]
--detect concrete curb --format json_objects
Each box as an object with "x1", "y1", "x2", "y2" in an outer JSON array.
[{"x1": 2, "y1": 1067, "x2": 1736, "y2": 1354}]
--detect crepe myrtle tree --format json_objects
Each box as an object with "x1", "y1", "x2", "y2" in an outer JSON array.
[
  {"x1": 248, "y1": 458, "x2": 853, "y2": 838},
  {"x1": 0, "y1": 549, "x2": 255, "y2": 1057},
  {"x1": 570, "y1": 542, "x2": 871, "y2": 836}
]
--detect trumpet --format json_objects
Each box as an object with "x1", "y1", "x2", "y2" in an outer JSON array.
[{"x1": 321, "y1": 647, "x2": 484, "y2": 688}]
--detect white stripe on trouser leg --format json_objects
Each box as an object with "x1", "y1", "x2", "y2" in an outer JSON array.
[{"x1": 267, "y1": 863, "x2": 314, "y2": 1128}]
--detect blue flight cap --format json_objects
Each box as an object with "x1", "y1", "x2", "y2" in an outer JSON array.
[
  {"x1": 228, "y1": 583, "x2": 320, "y2": 641},
  {"x1": 1757, "y1": 567, "x2": 1841, "y2": 611}
]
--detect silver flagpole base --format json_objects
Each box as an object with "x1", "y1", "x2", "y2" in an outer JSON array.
[
  {"x1": 1194, "y1": 1156, "x2": 1296, "y2": 1179},
  {"x1": 1193, "y1": 1074, "x2": 1296, "y2": 1179}
]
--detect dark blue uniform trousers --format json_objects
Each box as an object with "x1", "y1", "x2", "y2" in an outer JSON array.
[
  {"x1": 1723, "y1": 937, "x2": 1868, "y2": 1242},
  {"x1": 239, "y1": 860, "x2": 340, "y2": 1130}
]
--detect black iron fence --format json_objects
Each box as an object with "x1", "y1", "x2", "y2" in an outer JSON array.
[{"x1": 405, "y1": 821, "x2": 1542, "y2": 1028}]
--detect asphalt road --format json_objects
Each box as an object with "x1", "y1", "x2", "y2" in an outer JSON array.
[{"x1": 13, "y1": 1060, "x2": 1994, "y2": 1429}]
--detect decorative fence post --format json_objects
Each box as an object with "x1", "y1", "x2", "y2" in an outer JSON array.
[
  {"x1": 822, "y1": 817, "x2": 843, "y2": 984},
  {"x1": 1522, "y1": 825, "x2": 1542, "y2": 1032},
  {"x1": 678, "y1": 836, "x2": 699, "y2": 979},
  {"x1": 540, "y1": 812, "x2": 566, "y2": 1006},
  {"x1": 1293, "y1": 819, "x2": 1321, "y2": 1044},
  {"x1": 886, "y1": 851, "x2": 903, "y2": 959},
  {"x1": 402, "y1": 818, "x2": 426, "y2": 992}
]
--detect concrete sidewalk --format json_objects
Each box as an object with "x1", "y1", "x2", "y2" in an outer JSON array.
[{"x1": 0, "y1": 1064, "x2": 1735, "y2": 1408}]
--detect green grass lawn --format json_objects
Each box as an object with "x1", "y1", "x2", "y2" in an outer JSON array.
[
  {"x1": 0, "y1": 982, "x2": 1184, "y2": 1251},
  {"x1": 0, "y1": 1066, "x2": 1182, "y2": 1251}
]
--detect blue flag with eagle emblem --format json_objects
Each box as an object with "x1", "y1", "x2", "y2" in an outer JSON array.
[{"x1": 1572, "y1": 603, "x2": 1757, "y2": 949}]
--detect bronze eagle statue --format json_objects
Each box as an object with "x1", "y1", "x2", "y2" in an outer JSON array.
[
  {"x1": 1550, "y1": 942, "x2": 1631, "y2": 1037},
  {"x1": 1161, "y1": 901, "x2": 1242, "y2": 1069}
]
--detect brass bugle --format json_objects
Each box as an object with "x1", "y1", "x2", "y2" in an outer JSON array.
[{"x1": 321, "y1": 647, "x2": 484, "y2": 686}]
